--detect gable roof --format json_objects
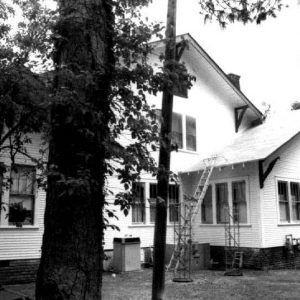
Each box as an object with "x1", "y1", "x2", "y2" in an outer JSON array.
[
  {"x1": 183, "y1": 110, "x2": 300, "y2": 172},
  {"x1": 150, "y1": 33, "x2": 263, "y2": 120}
]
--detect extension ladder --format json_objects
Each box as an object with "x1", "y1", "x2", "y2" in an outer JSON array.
[{"x1": 166, "y1": 157, "x2": 217, "y2": 273}]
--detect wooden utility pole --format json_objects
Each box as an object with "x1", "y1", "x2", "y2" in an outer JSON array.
[{"x1": 152, "y1": 0, "x2": 177, "y2": 299}]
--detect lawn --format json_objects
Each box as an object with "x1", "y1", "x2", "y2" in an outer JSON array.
[
  {"x1": 2, "y1": 268, "x2": 300, "y2": 299},
  {"x1": 102, "y1": 268, "x2": 300, "y2": 300}
]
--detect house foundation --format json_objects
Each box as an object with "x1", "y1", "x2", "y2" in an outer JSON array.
[{"x1": 211, "y1": 246, "x2": 300, "y2": 270}]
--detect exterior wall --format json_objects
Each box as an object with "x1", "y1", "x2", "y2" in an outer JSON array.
[
  {"x1": 102, "y1": 47, "x2": 257, "y2": 250},
  {"x1": 0, "y1": 259, "x2": 39, "y2": 284},
  {"x1": 0, "y1": 39, "x2": 261, "y2": 266},
  {"x1": 262, "y1": 133, "x2": 300, "y2": 248},
  {"x1": 104, "y1": 175, "x2": 177, "y2": 250},
  {"x1": 0, "y1": 134, "x2": 46, "y2": 261},
  {"x1": 181, "y1": 161, "x2": 262, "y2": 248},
  {"x1": 211, "y1": 246, "x2": 300, "y2": 270}
]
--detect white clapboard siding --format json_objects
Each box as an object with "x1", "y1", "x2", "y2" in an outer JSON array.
[
  {"x1": 0, "y1": 34, "x2": 261, "y2": 260},
  {"x1": 262, "y1": 132, "x2": 300, "y2": 248},
  {"x1": 183, "y1": 161, "x2": 262, "y2": 248},
  {"x1": 102, "y1": 43, "x2": 259, "y2": 251},
  {"x1": 0, "y1": 134, "x2": 46, "y2": 260}
]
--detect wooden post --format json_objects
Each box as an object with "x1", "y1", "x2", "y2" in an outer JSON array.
[{"x1": 152, "y1": 1, "x2": 177, "y2": 299}]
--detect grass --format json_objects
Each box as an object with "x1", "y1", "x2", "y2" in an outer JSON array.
[
  {"x1": 3, "y1": 268, "x2": 300, "y2": 299},
  {"x1": 102, "y1": 268, "x2": 300, "y2": 299}
]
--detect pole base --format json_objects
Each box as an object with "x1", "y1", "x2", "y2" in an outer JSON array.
[
  {"x1": 224, "y1": 269, "x2": 243, "y2": 276},
  {"x1": 172, "y1": 277, "x2": 193, "y2": 283}
]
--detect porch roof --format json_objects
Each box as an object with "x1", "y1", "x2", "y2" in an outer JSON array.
[{"x1": 181, "y1": 111, "x2": 300, "y2": 173}]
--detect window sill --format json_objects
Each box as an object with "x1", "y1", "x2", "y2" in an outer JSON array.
[
  {"x1": 199, "y1": 224, "x2": 252, "y2": 228},
  {"x1": 176, "y1": 149, "x2": 198, "y2": 155},
  {"x1": 0, "y1": 225, "x2": 39, "y2": 230},
  {"x1": 129, "y1": 224, "x2": 154, "y2": 228},
  {"x1": 128, "y1": 223, "x2": 176, "y2": 228},
  {"x1": 278, "y1": 223, "x2": 300, "y2": 227}
]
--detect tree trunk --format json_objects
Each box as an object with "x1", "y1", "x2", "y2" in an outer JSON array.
[
  {"x1": 36, "y1": 1, "x2": 114, "y2": 299},
  {"x1": 152, "y1": 1, "x2": 177, "y2": 300}
]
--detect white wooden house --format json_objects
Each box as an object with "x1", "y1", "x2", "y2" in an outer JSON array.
[{"x1": 1, "y1": 33, "x2": 300, "y2": 283}]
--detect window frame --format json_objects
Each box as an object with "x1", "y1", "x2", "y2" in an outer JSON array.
[
  {"x1": 232, "y1": 180, "x2": 248, "y2": 224},
  {"x1": 0, "y1": 164, "x2": 38, "y2": 228},
  {"x1": 276, "y1": 177, "x2": 300, "y2": 224},
  {"x1": 130, "y1": 181, "x2": 181, "y2": 226},
  {"x1": 154, "y1": 109, "x2": 197, "y2": 153},
  {"x1": 9, "y1": 165, "x2": 36, "y2": 226},
  {"x1": 185, "y1": 116, "x2": 197, "y2": 152},
  {"x1": 199, "y1": 177, "x2": 250, "y2": 226},
  {"x1": 201, "y1": 184, "x2": 213, "y2": 224},
  {"x1": 131, "y1": 182, "x2": 146, "y2": 224}
]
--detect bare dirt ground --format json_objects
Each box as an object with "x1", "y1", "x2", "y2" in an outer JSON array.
[{"x1": 2, "y1": 268, "x2": 300, "y2": 299}]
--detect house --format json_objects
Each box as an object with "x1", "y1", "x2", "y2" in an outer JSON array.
[
  {"x1": 103, "y1": 33, "x2": 264, "y2": 263},
  {"x1": 0, "y1": 33, "x2": 299, "y2": 284}
]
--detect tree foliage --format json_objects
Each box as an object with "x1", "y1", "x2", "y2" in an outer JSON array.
[{"x1": 200, "y1": 0, "x2": 284, "y2": 27}]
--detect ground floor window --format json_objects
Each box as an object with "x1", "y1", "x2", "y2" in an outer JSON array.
[
  {"x1": 200, "y1": 177, "x2": 249, "y2": 225},
  {"x1": 132, "y1": 183, "x2": 145, "y2": 223},
  {"x1": 169, "y1": 185, "x2": 180, "y2": 222},
  {"x1": 201, "y1": 185, "x2": 213, "y2": 224},
  {"x1": 8, "y1": 165, "x2": 36, "y2": 226},
  {"x1": 277, "y1": 179, "x2": 300, "y2": 223},
  {"x1": 149, "y1": 183, "x2": 157, "y2": 223},
  {"x1": 232, "y1": 180, "x2": 247, "y2": 223},
  {"x1": 216, "y1": 183, "x2": 228, "y2": 224},
  {"x1": 131, "y1": 182, "x2": 180, "y2": 224}
]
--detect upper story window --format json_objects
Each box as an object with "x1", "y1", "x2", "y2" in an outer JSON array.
[
  {"x1": 155, "y1": 109, "x2": 197, "y2": 152},
  {"x1": 173, "y1": 81, "x2": 188, "y2": 98},
  {"x1": 186, "y1": 116, "x2": 196, "y2": 151},
  {"x1": 131, "y1": 183, "x2": 145, "y2": 224},
  {"x1": 9, "y1": 165, "x2": 36, "y2": 226},
  {"x1": 277, "y1": 180, "x2": 300, "y2": 223},
  {"x1": 171, "y1": 113, "x2": 183, "y2": 149}
]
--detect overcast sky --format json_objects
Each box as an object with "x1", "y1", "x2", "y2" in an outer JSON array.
[{"x1": 144, "y1": 0, "x2": 300, "y2": 112}]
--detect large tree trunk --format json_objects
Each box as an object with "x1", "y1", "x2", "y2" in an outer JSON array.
[{"x1": 36, "y1": 1, "x2": 114, "y2": 299}]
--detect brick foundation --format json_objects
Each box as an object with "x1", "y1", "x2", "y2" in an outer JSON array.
[
  {"x1": 0, "y1": 259, "x2": 40, "y2": 285},
  {"x1": 211, "y1": 245, "x2": 300, "y2": 270}
]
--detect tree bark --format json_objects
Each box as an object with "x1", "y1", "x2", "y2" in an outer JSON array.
[
  {"x1": 36, "y1": 1, "x2": 114, "y2": 299},
  {"x1": 152, "y1": 1, "x2": 177, "y2": 299}
]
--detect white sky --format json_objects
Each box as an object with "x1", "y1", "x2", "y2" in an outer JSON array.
[{"x1": 144, "y1": 0, "x2": 300, "y2": 112}]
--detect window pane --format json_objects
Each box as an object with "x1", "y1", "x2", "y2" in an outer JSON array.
[
  {"x1": 278, "y1": 181, "x2": 289, "y2": 222},
  {"x1": 232, "y1": 181, "x2": 247, "y2": 223},
  {"x1": 9, "y1": 166, "x2": 35, "y2": 226},
  {"x1": 149, "y1": 183, "x2": 157, "y2": 223},
  {"x1": 173, "y1": 80, "x2": 188, "y2": 98},
  {"x1": 171, "y1": 113, "x2": 183, "y2": 149},
  {"x1": 132, "y1": 183, "x2": 145, "y2": 223},
  {"x1": 11, "y1": 166, "x2": 35, "y2": 195},
  {"x1": 201, "y1": 185, "x2": 212, "y2": 224},
  {"x1": 216, "y1": 183, "x2": 228, "y2": 224},
  {"x1": 291, "y1": 182, "x2": 300, "y2": 221},
  {"x1": 169, "y1": 185, "x2": 179, "y2": 222},
  {"x1": 186, "y1": 116, "x2": 196, "y2": 151}
]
